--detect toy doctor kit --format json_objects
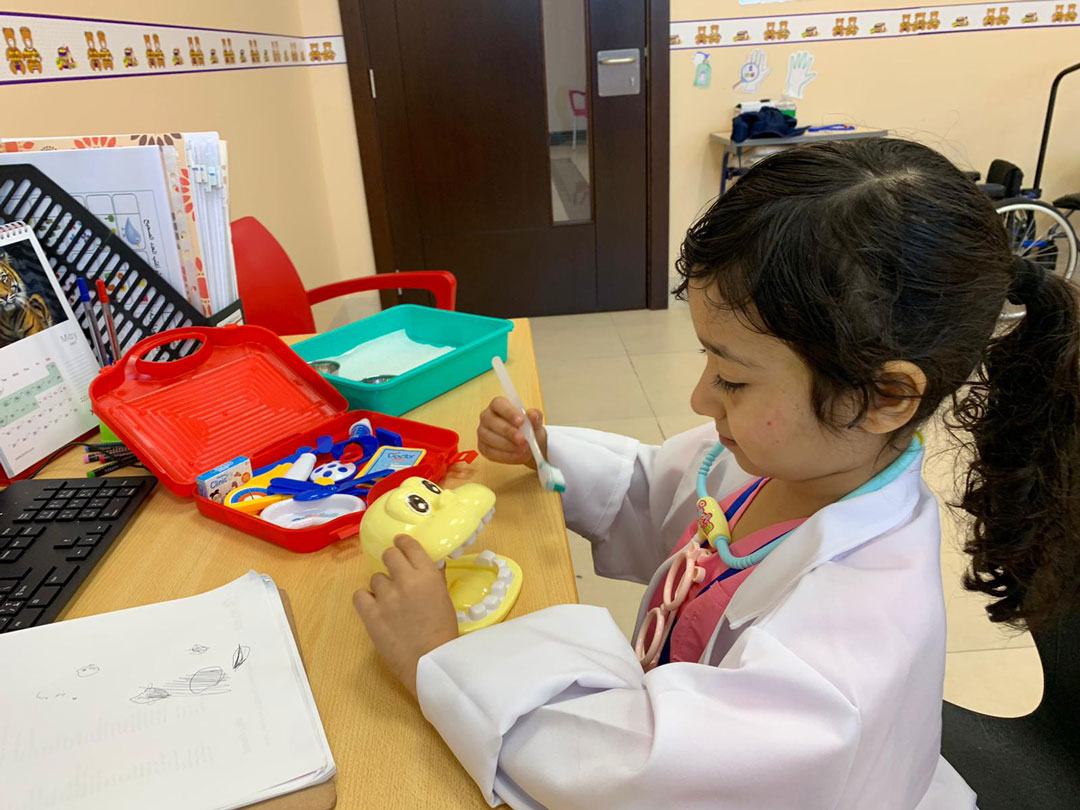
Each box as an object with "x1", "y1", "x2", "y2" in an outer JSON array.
[
  {"x1": 362, "y1": 477, "x2": 523, "y2": 633},
  {"x1": 220, "y1": 419, "x2": 423, "y2": 528},
  {"x1": 89, "y1": 325, "x2": 471, "y2": 554}
]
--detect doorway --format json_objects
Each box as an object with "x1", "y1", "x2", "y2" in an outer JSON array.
[{"x1": 339, "y1": 0, "x2": 669, "y2": 318}]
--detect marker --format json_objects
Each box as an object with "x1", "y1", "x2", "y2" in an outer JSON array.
[
  {"x1": 96, "y1": 278, "x2": 122, "y2": 361},
  {"x1": 84, "y1": 450, "x2": 137, "y2": 463},
  {"x1": 87, "y1": 457, "x2": 139, "y2": 477},
  {"x1": 76, "y1": 278, "x2": 109, "y2": 366}
]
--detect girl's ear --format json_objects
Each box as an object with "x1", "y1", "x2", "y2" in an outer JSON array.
[{"x1": 862, "y1": 361, "x2": 927, "y2": 435}]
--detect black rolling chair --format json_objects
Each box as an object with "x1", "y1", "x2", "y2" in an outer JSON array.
[{"x1": 941, "y1": 609, "x2": 1080, "y2": 809}]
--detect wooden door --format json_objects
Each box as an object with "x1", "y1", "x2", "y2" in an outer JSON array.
[{"x1": 340, "y1": 0, "x2": 669, "y2": 318}]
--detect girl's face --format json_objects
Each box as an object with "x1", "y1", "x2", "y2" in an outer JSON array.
[{"x1": 688, "y1": 283, "x2": 878, "y2": 484}]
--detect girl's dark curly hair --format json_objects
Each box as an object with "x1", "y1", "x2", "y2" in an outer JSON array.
[{"x1": 674, "y1": 137, "x2": 1080, "y2": 631}]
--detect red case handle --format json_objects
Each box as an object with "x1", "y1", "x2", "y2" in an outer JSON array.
[
  {"x1": 129, "y1": 328, "x2": 213, "y2": 378},
  {"x1": 450, "y1": 450, "x2": 479, "y2": 465},
  {"x1": 328, "y1": 518, "x2": 363, "y2": 541}
]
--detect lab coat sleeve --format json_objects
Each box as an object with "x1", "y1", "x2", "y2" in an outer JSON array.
[
  {"x1": 418, "y1": 604, "x2": 861, "y2": 809},
  {"x1": 545, "y1": 424, "x2": 718, "y2": 584}
]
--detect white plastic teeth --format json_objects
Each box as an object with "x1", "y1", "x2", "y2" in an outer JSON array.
[
  {"x1": 434, "y1": 558, "x2": 446, "y2": 569},
  {"x1": 495, "y1": 559, "x2": 513, "y2": 584},
  {"x1": 464, "y1": 531, "x2": 478, "y2": 547},
  {"x1": 482, "y1": 509, "x2": 494, "y2": 524},
  {"x1": 454, "y1": 550, "x2": 515, "y2": 625},
  {"x1": 448, "y1": 546, "x2": 463, "y2": 559}
]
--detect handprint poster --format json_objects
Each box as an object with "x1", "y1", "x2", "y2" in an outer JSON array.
[
  {"x1": 784, "y1": 51, "x2": 818, "y2": 98},
  {"x1": 734, "y1": 49, "x2": 770, "y2": 93}
]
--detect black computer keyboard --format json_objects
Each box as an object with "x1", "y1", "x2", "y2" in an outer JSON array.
[{"x1": 0, "y1": 476, "x2": 156, "y2": 633}]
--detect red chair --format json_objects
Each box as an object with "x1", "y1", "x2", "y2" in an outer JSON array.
[
  {"x1": 230, "y1": 216, "x2": 457, "y2": 335},
  {"x1": 568, "y1": 89, "x2": 587, "y2": 149}
]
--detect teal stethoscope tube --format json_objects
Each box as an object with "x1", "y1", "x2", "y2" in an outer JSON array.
[{"x1": 697, "y1": 435, "x2": 923, "y2": 570}]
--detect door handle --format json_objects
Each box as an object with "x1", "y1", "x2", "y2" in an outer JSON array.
[{"x1": 596, "y1": 48, "x2": 641, "y2": 96}]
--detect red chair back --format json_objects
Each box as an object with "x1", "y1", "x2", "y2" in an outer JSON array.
[
  {"x1": 231, "y1": 216, "x2": 317, "y2": 335},
  {"x1": 569, "y1": 89, "x2": 587, "y2": 116}
]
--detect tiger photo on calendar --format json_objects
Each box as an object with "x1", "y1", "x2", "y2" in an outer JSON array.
[{"x1": 0, "y1": 237, "x2": 68, "y2": 349}]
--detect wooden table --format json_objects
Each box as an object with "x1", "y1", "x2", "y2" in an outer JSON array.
[
  {"x1": 710, "y1": 126, "x2": 889, "y2": 195},
  {"x1": 40, "y1": 319, "x2": 576, "y2": 809}
]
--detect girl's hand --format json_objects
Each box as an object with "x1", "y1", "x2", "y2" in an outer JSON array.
[
  {"x1": 478, "y1": 396, "x2": 547, "y2": 468},
  {"x1": 353, "y1": 535, "x2": 459, "y2": 697}
]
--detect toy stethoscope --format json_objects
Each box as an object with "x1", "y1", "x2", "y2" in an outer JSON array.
[
  {"x1": 695, "y1": 433, "x2": 923, "y2": 569},
  {"x1": 636, "y1": 434, "x2": 924, "y2": 669}
]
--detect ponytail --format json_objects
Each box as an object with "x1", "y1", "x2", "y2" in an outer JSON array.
[{"x1": 953, "y1": 258, "x2": 1080, "y2": 630}]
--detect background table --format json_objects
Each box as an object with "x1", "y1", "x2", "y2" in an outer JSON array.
[
  {"x1": 38, "y1": 318, "x2": 576, "y2": 809},
  {"x1": 710, "y1": 126, "x2": 889, "y2": 195}
]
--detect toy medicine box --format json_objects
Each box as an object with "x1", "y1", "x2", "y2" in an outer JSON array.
[
  {"x1": 89, "y1": 325, "x2": 471, "y2": 553},
  {"x1": 195, "y1": 456, "x2": 252, "y2": 503}
]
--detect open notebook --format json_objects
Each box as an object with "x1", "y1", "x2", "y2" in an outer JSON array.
[{"x1": 0, "y1": 573, "x2": 335, "y2": 810}]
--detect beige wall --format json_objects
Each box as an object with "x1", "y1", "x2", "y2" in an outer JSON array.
[
  {"x1": 298, "y1": 0, "x2": 377, "y2": 298},
  {"x1": 670, "y1": 0, "x2": 1080, "y2": 272},
  {"x1": 0, "y1": 0, "x2": 375, "y2": 316}
]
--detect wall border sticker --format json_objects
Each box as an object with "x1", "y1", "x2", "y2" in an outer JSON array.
[
  {"x1": 671, "y1": 0, "x2": 1077, "y2": 49},
  {"x1": 1, "y1": 11, "x2": 345, "y2": 86}
]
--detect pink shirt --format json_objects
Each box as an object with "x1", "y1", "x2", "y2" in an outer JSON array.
[{"x1": 647, "y1": 478, "x2": 805, "y2": 665}]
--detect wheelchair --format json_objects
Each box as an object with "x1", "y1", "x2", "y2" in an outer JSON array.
[{"x1": 964, "y1": 62, "x2": 1080, "y2": 321}]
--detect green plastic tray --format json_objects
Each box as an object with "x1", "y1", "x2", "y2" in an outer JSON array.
[{"x1": 292, "y1": 305, "x2": 514, "y2": 416}]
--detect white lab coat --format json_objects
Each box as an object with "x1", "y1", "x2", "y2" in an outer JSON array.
[{"x1": 418, "y1": 424, "x2": 978, "y2": 809}]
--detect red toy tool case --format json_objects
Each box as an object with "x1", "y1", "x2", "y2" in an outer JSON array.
[{"x1": 89, "y1": 325, "x2": 470, "y2": 553}]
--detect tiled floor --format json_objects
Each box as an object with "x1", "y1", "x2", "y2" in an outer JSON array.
[{"x1": 532, "y1": 294, "x2": 1043, "y2": 718}]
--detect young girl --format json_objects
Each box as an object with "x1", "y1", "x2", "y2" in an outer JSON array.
[{"x1": 354, "y1": 138, "x2": 1080, "y2": 809}]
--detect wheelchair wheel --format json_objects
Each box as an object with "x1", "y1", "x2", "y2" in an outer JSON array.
[{"x1": 995, "y1": 197, "x2": 1078, "y2": 321}]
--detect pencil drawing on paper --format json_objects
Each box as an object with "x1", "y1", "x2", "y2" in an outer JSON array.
[
  {"x1": 130, "y1": 685, "x2": 170, "y2": 705},
  {"x1": 188, "y1": 666, "x2": 227, "y2": 694},
  {"x1": 189, "y1": 644, "x2": 209, "y2": 654},
  {"x1": 76, "y1": 664, "x2": 100, "y2": 678},
  {"x1": 130, "y1": 662, "x2": 235, "y2": 704},
  {"x1": 232, "y1": 644, "x2": 250, "y2": 670}
]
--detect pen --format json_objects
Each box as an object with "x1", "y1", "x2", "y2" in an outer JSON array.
[
  {"x1": 76, "y1": 277, "x2": 109, "y2": 367},
  {"x1": 96, "y1": 278, "x2": 122, "y2": 361}
]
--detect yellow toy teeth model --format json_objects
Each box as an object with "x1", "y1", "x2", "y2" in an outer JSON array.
[{"x1": 361, "y1": 477, "x2": 522, "y2": 632}]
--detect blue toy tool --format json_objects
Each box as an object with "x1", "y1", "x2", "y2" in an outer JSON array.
[
  {"x1": 375, "y1": 427, "x2": 402, "y2": 447},
  {"x1": 267, "y1": 468, "x2": 394, "y2": 501}
]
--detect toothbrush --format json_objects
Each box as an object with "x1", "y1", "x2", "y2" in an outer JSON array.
[{"x1": 492, "y1": 356, "x2": 566, "y2": 493}]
